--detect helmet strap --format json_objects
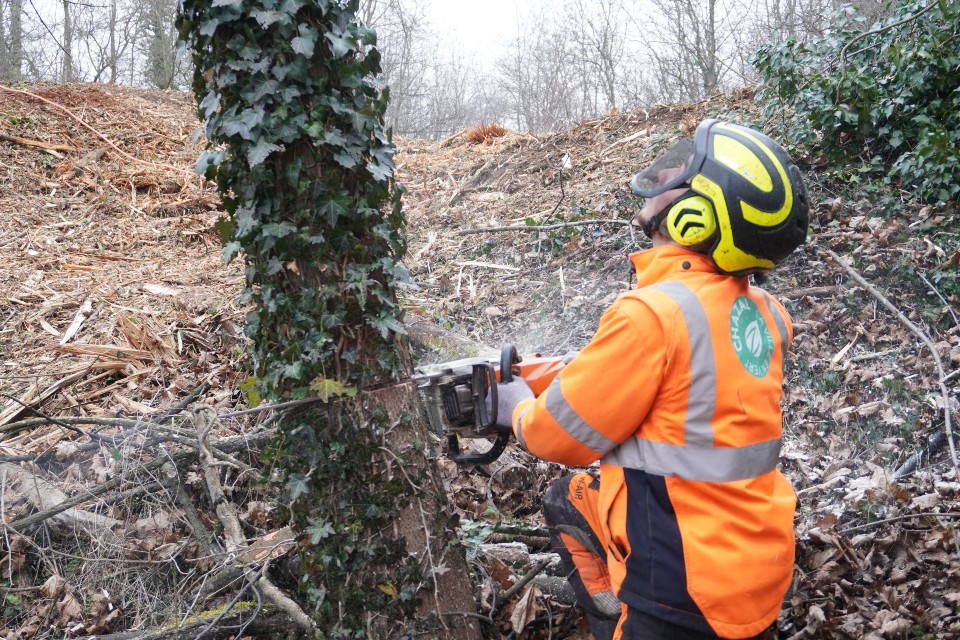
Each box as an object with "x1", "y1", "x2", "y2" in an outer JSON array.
[{"x1": 641, "y1": 211, "x2": 665, "y2": 239}]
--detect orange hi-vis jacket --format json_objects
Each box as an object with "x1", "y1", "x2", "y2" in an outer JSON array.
[{"x1": 513, "y1": 245, "x2": 797, "y2": 639}]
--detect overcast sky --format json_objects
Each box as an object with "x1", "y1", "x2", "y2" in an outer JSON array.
[{"x1": 424, "y1": 0, "x2": 555, "y2": 69}]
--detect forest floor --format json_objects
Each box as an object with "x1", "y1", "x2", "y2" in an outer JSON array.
[{"x1": 0, "y1": 83, "x2": 958, "y2": 640}]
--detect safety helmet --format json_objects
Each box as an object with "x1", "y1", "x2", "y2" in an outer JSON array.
[{"x1": 630, "y1": 119, "x2": 809, "y2": 276}]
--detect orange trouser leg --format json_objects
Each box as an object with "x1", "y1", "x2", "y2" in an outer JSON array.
[{"x1": 543, "y1": 473, "x2": 620, "y2": 640}]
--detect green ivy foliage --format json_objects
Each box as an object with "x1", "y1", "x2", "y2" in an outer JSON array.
[
  {"x1": 755, "y1": 0, "x2": 960, "y2": 202},
  {"x1": 177, "y1": 0, "x2": 410, "y2": 400},
  {"x1": 177, "y1": 1, "x2": 426, "y2": 635}
]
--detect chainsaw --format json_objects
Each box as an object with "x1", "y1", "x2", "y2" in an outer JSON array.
[{"x1": 415, "y1": 344, "x2": 565, "y2": 465}]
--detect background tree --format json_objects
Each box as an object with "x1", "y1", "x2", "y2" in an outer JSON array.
[
  {"x1": 562, "y1": 0, "x2": 627, "y2": 113},
  {"x1": 61, "y1": 0, "x2": 72, "y2": 82},
  {"x1": 177, "y1": 0, "x2": 481, "y2": 637},
  {"x1": 142, "y1": 0, "x2": 180, "y2": 89}
]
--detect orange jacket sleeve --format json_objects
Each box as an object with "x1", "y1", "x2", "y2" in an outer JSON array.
[{"x1": 512, "y1": 295, "x2": 667, "y2": 466}]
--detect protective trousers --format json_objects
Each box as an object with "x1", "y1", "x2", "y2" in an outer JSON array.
[{"x1": 542, "y1": 473, "x2": 778, "y2": 640}]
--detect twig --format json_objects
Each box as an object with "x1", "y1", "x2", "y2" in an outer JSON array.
[
  {"x1": 840, "y1": 511, "x2": 960, "y2": 534},
  {"x1": 457, "y1": 219, "x2": 631, "y2": 236},
  {"x1": 781, "y1": 285, "x2": 843, "y2": 298},
  {"x1": 0, "y1": 414, "x2": 252, "y2": 472},
  {"x1": 501, "y1": 557, "x2": 552, "y2": 601},
  {"x1": 916, "y1": 270, "x2": 959, "y2": 327},
  {"x1": 217, "y1": 397, "x2": 325, "y2": 419},
  {"x1": 826, "y1": 248, "x2": 958, "y2": 472},
  {"x1": 153, "y1": 382, "x2": 211, "y2": 422},
  {"x1": 0, "y1": 393, "x2": 102, "y2": 441},
  {"x1": 2, "y1": 429, "x2": 274, "y2": 532}
]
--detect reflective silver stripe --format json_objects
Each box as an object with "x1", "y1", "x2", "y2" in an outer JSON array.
[
  {"x1": 760, "y1": 290, "x2": 790, "y2": 356},
  {"x1": 603, "y1": 437, "x2": 782, "y2": 482},
  {"x1": 543, "y1": 376, "x2": 617, "y2": 455},
  {"x1": 653, "y1": 282, "x2": 716, "y2": 448}
]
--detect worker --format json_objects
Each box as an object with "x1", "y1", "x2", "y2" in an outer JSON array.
[{"x1": 493, "y1": 119, "x2": 809, "y2": 639}]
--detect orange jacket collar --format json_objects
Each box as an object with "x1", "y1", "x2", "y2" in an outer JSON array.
[{"x1": 628, "y1": 246, "x2": 719, "y2": 288}]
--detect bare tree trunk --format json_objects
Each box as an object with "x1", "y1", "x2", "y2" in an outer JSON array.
[
  {"x1": 0, "y1": 0, "x2": 7, "y2": 80},
  {"x1": 62, "y1": 0, "x2": 73, "y2": 82},
  {"x1": 10, "y1": 0, "x2": 21, "y2": 80},
  {"x1": 108, "y1": 0, "x2": 117, "y2": 83}
]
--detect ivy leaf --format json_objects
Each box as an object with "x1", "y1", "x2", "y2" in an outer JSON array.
[
  {"x1": 317, "y1": 194, "x2": 351, "y2": 225},
  {"x1": 306, "y1": 520, "x2": 335, "y2": 543},
  {"x1": 252, "y1": 10, "x2": 284, "y2": 27},
  {"x1": 367, "y1": 160, "x2": 392, "y2": 183},
  {"x1": 369, "y1": 313, "x2": 407, "y2": 339},
  {"x1": 326, "y1": 31, "x2": 354, "y2": 58},
  {"x1": 223, "y1": 241, "x2": 242, "y2": 264},
  {"x1": 261, "y1": 221, "x2": 298, "y2": 238},
  {"x1": 308, "y1": 377, "x2": 357, "y2": 401},
  {"x1": 212, "y1": 0, "x2": 241, "y2": 5},
  {"x1": 213, "y1": 216, "x2": 235, "y2": 245},
  {"x1": 280, "y1": 0, "x2": 309, "y2": 14},
  {"x1": 291, "y1": 26, "x2": 319, "y2": 58},
  {"x1": 247, "y1": 139, "x2": 281, "y2": 167},
  {"x1": 195, "y1": 150, "x2": 222, "y2": 177},
  {"x1": 289, "y1": 474, "x2": 309, "y2": 500}
]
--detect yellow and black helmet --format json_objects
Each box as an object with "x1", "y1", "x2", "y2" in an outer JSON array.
[{"x1": 630, "y1": 119, "x2": 809, "y2": 276}]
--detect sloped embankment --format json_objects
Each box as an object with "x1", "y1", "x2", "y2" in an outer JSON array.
[{"x1": 0, "y1": 83, "x2": 957, "y2": 638}]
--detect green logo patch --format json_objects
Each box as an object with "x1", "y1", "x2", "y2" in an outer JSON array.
[{"x1": 730, "y1": 296, "x2": 773, "y2": 378}]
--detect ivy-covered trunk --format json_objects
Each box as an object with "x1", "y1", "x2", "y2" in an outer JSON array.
[{"x1": 177, "y1": 2, "x2": 481, "y2": 638}]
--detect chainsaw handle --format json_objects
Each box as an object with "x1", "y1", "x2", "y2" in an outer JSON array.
[
  {"x1": 447, "y1": 432, "x2": 510, "y2": 465},
  {"x1": 499, "y1": 344, "x2": 520, "y2": 383}
]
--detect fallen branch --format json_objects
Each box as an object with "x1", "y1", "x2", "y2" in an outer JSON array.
[
  {"x1": 0, "y1": 131, "x2": 74, "y2": 154},
  {"x1": 84, "y1": 602, "x2": 287, "y2": 640},
  {"x1": 826, "y1": 248, "x2": 958, "y2": 472},
  {"x1": 457, "y1": 219, "x2": 631, "y2": 236},
  {"x1": 0, "y1": 462, "x2": 121, "y2": 535},
  {"x1": 840, "y1": 510, "x2": 960, "y2": 534},
  {"x1": 501, "y1": 557, "x2": 553, "y2": 601},
  {"x1": 894, "y1": 431, "x2": 948, "y2": 479}
]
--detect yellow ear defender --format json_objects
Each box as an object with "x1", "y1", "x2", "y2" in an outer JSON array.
[{"x1": 664, "y1": 194, "x2": 717, "y2": 247}]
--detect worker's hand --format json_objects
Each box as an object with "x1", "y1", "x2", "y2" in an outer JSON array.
[
  {"x1": 562, "y1": 350, "x2": 579, "y2": 365},
  {"x1": 494, "y1": 378, "x2": 534, "y2": 428}
]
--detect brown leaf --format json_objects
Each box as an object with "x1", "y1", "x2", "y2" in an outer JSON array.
[
  {"x1": 57, "y1": 593, "x2": 83, "y2": 624},
  {"x1": 39, "y1": 574, "x2": 67, "y2": 599},
  {"x1": 509, "y1": 585, "x2": 541, "y2": 636}
]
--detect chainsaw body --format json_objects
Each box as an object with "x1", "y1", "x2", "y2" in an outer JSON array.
[{"x1": 415, "y1": 345, "x2": 565, "y2": 464}]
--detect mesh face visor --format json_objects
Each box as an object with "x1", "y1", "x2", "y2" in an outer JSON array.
[{"x1": 629, "y1": 138, "x2": 697, "y2": 197}]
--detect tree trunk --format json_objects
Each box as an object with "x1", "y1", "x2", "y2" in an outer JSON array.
[
  {"x1": 369, "y1": 382, "x2": 484, "y2": 639},
  {"x1": 62, "y1": 0, "x2": 73, "y2": 82},
  {"x1": 177, "y1": 2, "x2": 483, "y2": 637},
  {"x1": 108, "y1": 0, "x2": 117, "y2": 83}
]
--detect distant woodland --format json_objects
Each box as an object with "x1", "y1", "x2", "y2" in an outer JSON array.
[{"x1": 0, "y1": 0, "x2": 896, "y2": 137}]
